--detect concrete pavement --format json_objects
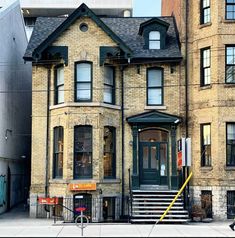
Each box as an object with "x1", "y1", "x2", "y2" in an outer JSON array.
[
  {"x1": 0, "y1": 222, "x2": 235, "y2": 237},
  {"x1": 0, "y1": 204, "x2": 235, "y2": 237}
]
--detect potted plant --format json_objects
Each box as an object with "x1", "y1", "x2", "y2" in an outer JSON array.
[{"x1": 191, "y1": 204, "x2": 206, "y2": 222}]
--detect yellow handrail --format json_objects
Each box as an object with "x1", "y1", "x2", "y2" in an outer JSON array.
[
  {"x1": 147, "y1": 171, "x2": 193, "y2": 237},
  {"x1": 158, "y1": 171, "x2": 193, "y2": 223}
]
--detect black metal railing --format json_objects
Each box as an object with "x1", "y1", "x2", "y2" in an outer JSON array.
[{"x1": 36, "y1": 196, "x2": 130, "y2": 223}]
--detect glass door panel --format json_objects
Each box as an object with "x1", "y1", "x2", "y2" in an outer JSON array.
[
  {"x1": 143, "y1": 146, "x2": 148, "y2": 169},
  {"x1": 159, "y1": 143, "x2": 167, "y2": 185},
  {"x1": 150, "y1": 146, "x2": 158, "y2": 169}
]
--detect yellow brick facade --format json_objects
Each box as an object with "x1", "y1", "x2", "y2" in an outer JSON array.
[
  {"x1": 30, "y1": 15, "x2": 185, "y2": 220},
  {"x1": 162, "y1": 0, "x2": 235, "y2": 219}
]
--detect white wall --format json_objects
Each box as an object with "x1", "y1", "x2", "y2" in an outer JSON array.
[{"x1": 0, "y1": 0, "x2": 31, "y2": 213}]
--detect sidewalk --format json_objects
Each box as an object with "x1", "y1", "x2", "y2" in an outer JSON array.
[{"x1": 0, "y1": 205, "x2": 234, "y2": 237}]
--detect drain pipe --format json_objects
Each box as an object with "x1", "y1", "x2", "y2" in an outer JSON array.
[
  {"x1": 184, "y1": 0, "x2": 189, "y2": 210},
  {"x1": 120, "y1": 65, "x2": 125, "y2": 218},
  {"x1": 45, "y1": 67, "x2": 51, "y2": 199}
]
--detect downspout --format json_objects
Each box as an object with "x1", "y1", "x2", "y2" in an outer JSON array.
[
  {"x1": 45, "y1": 67, "x2": 51, "y2": 199},
  {"x1": 184, "y1": 0, "x2": 189, "y2": 209},
  {"x1": 120, "y1": 65, "x2": 125, "y2": 218}
]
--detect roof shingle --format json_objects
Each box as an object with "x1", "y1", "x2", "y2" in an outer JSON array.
[{"x1": 24, "y1": 16, "x2": 181, "y2": 60}]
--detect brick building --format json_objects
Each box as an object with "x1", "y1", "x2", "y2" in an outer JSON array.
[
  {"x1": 24, "y1": 3, "x2": 189, "y2": 222},
  {"x1": 162, "y1": 0, "x2": 235, "y2": 220}
]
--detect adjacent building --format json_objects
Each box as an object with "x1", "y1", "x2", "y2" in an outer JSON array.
[
  {"x1": 0, "y1": 0, "x2": 133, "y2": 39},
  {"x1": 162, "y1": 0, "x2": 235, "y2": 220},
  {"x1": 24, "y1": 3, "x2": 188, "y2": 221},
  {"x1": 0, "y1": 0, "x2": 31, "y2": 214}
]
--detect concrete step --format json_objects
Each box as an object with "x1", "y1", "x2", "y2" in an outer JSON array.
[
  {"x1": 132, "y1": 190, "x2": 178, "y2": 193},
  {"x1": 133, "y1": 198, "x2": 182, "y2": 201},
  {"x1": 133, "y1": 194, "x2": 178, "y2": 197},
  {"x1": 132, "y1": 210, "x2": 188, "y2": 214},
  {"x1": 132, "y1": 214, "x2": 189, "y2": 218},
  {"x1": 132, "y1": 202, "x2": 183, "y2": 205},
  {"x1": 130, "y1": 219, "x2": 189, "y2": 223},
  {"x1": 132, "y1": 206, "x2": 184, "y2": 209}
]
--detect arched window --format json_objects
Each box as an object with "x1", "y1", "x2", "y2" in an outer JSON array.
[
  {"x1": 149, "y1": 31, "x2": 160, "y2": 49},
  {"x1": 103, "y1": 126, "x2": 116, "y2": 178},
  {"x1": 53, "y1": 126, "x2": 64, "y2": 178},
  {"x1": 74, "y1": 126, "x2": 92, "y2": 178},
  {"x1": 139, "y1": 129, "x2": 168, "y2": 142}
]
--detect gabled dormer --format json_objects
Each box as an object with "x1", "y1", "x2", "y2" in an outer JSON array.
[{"x1": 138, "y1": 18, "x2": 170, "y2": 50}]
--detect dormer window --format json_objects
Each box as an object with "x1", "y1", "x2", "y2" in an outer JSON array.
[
  {"x1": 138, "y1": 18, "x2": 169, "y2": 50},
  {"x1": 149, "y1": 31, "x2": 160, "y2": 49}
]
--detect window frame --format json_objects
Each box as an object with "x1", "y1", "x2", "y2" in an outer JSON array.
[
  {"x1": 225, "y1": 45, "x2": 235, "y2": 83},
  {"x1": 226, "y1": 123, "x2": 235, "y2": 166},
  {"x1": 200, "y1": 123, "x2": 211, "y2": 167},
  {"x1": 226, "y1": 0, "x2": 235, "y2": 20},
  {"x1": 54, "y1": 65, "x2": 64, "y2": 105},
  {"x1": 149, "y1": 31, "x2": 160, "y2": 50},
  {"x1": 200, "y1": 47, "x2": 211, "y2": 86},
  {"x1": 75, "y1": 61, "x2": 93, "y2": 102},
  {"x1": 200, "y1": 0, "x2": 211, "y2": 25},
  {"x1": 53, "y1": 126, "x2": 64, "y2": 179},
  {"x1": 146, "y1": 67, "x2": 164, "y2": 106},
  {"x1": 74, "y1": 125, "x2": 93, "y2": 179},
  {"x1": 103, "y1": 126, "x2": 116, "y2": 179},
  {"x1": 227, "y1": 190, "x2": 235, "y2": 219},
  {"x1": 103, "y1": 66, "x2": 115, "y2": 105}
]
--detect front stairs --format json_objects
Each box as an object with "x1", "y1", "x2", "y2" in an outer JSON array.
[{"x1": 130, "y1": 190, "x2": 189, "y2": 223}]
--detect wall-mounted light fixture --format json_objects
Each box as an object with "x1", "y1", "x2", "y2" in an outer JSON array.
[{"x1": 5, "y1": 129, "x2": 12, "y2": 140}]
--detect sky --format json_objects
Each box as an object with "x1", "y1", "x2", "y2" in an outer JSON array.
[{"x1": 133, "y1": 0, "x2": 161, "y2": 17}]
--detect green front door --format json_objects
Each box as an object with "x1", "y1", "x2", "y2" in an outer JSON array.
[{"x1": 139, "y1": 142, "x2": 168, "y2": 185}]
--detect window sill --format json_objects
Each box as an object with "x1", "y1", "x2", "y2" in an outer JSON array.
[
  {"x1": 69, "y1": 179, "x2": 98, "y2": 183},
  {"x1": 100, "y1": 179, "x2": 121, "y2": 184},
  {"x1": 199, "y1": 85, "x2": 212, "y2": 90},
  {"x1": 49, "y1": 179, "x2": 67, "y2": 184},
  {"x1": 224, "y1": 83, "x2": 235, "y2": 88},
  {"x1": 222, "y1": 19, "x2": 235, "y2": 23},
  {"x1": 199, "y1": 22, "x2": 212, "y2": 29},
  {"x1": 225, "y1": 166, "x2": 235, "y2": 171},
  {"x1": 145, "y1": 105, "x2": 167, "y2": 110},
  {"x1": 50, "y1": 102, "x2": 121, "y2": 110},
  {"x1": 200, "y1": 166, "x2": 213, "y2": 171}
]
